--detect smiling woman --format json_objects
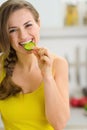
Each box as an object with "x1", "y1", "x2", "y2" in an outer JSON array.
[{"x1": 0, "y1": 0, "x2": 70, "y2": 130}]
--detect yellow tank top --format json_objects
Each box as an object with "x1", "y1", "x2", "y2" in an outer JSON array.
[{"x1": 0, "y1": 72, "x2": 54, "y2": 130}]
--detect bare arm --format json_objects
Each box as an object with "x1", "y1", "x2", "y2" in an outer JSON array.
[
  {"x1": 43, "y1": 57, "x2": 70, "y2": 130},
  {"x1": 33, "y1": 48, "x2": 70, "y2": 130}
]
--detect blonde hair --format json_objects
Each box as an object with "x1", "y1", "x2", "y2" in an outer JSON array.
[{"x1": 0, "y1": 0, "x2": 39, "y2": 99}]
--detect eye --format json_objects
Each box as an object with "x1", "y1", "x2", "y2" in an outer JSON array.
[
  {"x1": 9, "y1": 29, "x2": 17, "y2": 33},
  {"x1": 25, "y1": 23, "x2": 32, "y2": 28}
]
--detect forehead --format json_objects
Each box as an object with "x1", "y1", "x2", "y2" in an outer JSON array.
[{"x1": 7, "y1": 8, "x2": 34, "y2": 26}]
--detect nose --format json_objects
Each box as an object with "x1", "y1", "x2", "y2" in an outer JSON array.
[{"x1": 18, "y1": 28, "x2": 29, "y2": 40}]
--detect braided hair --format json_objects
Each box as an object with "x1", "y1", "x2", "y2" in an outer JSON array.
[{"x1": 0, "y1": 47, "x2": 22, "y2": 100}]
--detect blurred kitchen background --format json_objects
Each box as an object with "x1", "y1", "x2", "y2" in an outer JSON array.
[{"x1": 0, "y1": 0, "x2": 87, "y2": 130}]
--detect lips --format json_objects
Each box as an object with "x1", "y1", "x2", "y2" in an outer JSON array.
[{"x1": 19, "y1": 40, "x2": 32, "y2": 45}]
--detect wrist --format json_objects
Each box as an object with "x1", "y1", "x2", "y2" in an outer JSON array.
[{"x1": 43, "y1": 73, "x2": 53, "y2": 82}]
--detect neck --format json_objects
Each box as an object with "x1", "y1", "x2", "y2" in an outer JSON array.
[{"x1": 16, "y1": 53, "x2": 37, "y2": 71}]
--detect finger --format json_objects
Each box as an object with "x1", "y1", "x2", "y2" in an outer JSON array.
[
  {"x1": 32, "y1": 47, "x2": 40, "y2": 55},
  {"x1": 38, "y1": 48, "x2": 50, "y2": 58},
  {"x1": 33, "y1": 50, "x2": 40, "y2": 59},
  {"x1": 40, "y1": 55, "x2": 50, "y2": 63},
  {"x1": 33, "y1": 47, "x2": 51, "y2": 62}
]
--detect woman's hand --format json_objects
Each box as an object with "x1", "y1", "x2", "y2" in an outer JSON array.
[{"x1": 33, "y1": 47, "x2": 53, "y2": 77}]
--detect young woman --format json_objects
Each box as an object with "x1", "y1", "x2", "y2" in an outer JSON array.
[{"x1": 0, "y1": 0, "x2": 70, "y2": 130}]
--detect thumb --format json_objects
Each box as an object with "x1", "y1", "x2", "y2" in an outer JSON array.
[{"x1": 32, "y1": 48, "x2": 40, "y2": 60}]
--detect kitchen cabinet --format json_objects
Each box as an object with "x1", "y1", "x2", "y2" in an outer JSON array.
[{"x1": 65, "y1": 107, "x2": 87, "y2": 130}]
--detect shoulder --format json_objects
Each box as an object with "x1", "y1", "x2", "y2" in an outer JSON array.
[
  {"x1": 51, "y1": 54, "x2": 68, "y2": 76},
  {"x1": 55, "y1": 55, "x2": 67, "y2": 65},
  {"x1": 52, "y1": 54, "x2": 68, "y2": 67}
]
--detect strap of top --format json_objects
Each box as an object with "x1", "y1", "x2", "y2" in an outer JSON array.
[
  {"x1": 0, "y1": 69, "x2": 6, "y2": 83},
  {"x1": 0, "y1": 53, "x2": 6, "y2": 83}
]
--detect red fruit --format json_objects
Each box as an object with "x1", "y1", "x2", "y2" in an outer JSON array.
[
  {"x1": 70, "y1": 98, "x2": 79, "y2": 107},
  {"x1": 79, "y1": 97, "x2": 87, "y2": 107}
]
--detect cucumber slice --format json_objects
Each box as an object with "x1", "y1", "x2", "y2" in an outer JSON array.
[{"x1": 23, "y1": 41, "x2": 35, "y2": 51}]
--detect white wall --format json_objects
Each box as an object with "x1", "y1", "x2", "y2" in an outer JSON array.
[{"x1": 27, "y1": 0, "x2": 64, "y2": 28}]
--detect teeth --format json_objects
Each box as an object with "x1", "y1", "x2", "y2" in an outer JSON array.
[{"x1": 20, "y1": 40, "x2": 32, "y2": 45}]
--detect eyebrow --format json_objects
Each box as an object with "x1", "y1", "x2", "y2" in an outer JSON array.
[
  {"x1": 8, "y1": 20, "x2": 31, "y2": 29},
  {"x1": 24, "y1": 20, "x2": 31, "y2": 25}
]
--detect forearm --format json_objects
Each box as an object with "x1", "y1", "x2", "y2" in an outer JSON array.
[
  {"x1": 43, "y1": 75, "x2": 70, "y2": 130},
  {"x1": 34, "y1": 47, "x2": 70, "y2": 129}
]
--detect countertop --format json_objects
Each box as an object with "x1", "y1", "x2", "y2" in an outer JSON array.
[{"x1": 65, "y1": 107, "x2": 87, "y2": 130}]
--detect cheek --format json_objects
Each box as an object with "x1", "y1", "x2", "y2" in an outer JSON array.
[
  {"x1": 9, "y1": 34, "x2": 14, "y2": 42},
  {"x1": 9, "y1": 37, "x2": 13, "y2": 43},
  {"x1": 9, "y1": 34, "x2": 17, "y2": 43},
  {"x1": 9, "y1": 35, "x2": 17, "y2": 48},
  {"x1": 34, "y1": 26, "x2": 40, "y2": 38}
]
